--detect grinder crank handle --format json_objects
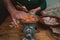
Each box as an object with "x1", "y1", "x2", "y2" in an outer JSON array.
[
  {"x1": 17, "y1": 2, "x2": 28, "y2": 13},
  {"x1": 17, "y1": 1, "x2": 36, "y2": 16}
]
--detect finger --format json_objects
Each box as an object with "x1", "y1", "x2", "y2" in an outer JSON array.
[{"x1": 12, "y1": 17, "x2": 19, "y2": 28}]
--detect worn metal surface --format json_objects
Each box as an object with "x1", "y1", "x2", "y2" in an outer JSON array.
[{"x1": 0, "y1": 16, "x2": 56, "y2": 40}]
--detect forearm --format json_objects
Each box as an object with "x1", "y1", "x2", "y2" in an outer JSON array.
[
  {"x1": 32, "y1": 7, "x2": 41, "y2": 14},
  {"x1": 32, "y1": 0, "x2": 47, "y2": 13},
  {"x1": 4, "y1": 0, "x2": 17, "y2": 14}
]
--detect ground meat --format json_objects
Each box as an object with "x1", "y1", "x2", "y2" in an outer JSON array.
[
  {"x1": 21, "y1": 14, "x2": 38, "y2": 23},
  {"x1": 43, "y1": 17, "x2": 59, "y2": 25}
]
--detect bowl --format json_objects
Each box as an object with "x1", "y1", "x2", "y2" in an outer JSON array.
[{"x1": 39, "y1": 16, "x2": 60, "y2": 27}]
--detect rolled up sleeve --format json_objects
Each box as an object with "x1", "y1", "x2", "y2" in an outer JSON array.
[{"x1": 40, "y1": 0, "x2": 47, "y2": 10}]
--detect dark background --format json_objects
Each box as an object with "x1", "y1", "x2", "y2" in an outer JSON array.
[{"x1": 0, "y1": 0, "x2": 10, "y2": 25}]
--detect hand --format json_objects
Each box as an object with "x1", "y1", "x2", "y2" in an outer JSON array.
[
  {"x1": 41, "y1": 10, "x2": 47, "y2": 16},
  {"x1": 10, "y1": 10, "x2": 28, "y2": 28},
  {"x1": 29, "y1": 9, "x2": 37, "y2": 14}
]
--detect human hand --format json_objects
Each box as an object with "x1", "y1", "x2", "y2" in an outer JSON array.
[
  {"x1": 10, "y1": 10, "x2": 28, "y2": 28},
  {"x1": 29, "y1": 9, "x2": 37, "y2": 14},
  {"x1": 41, "y1": 10, "x2": 47, "y2": 16}
]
